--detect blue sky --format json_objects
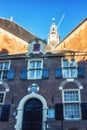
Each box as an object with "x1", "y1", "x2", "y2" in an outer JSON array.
[{"x1": 0, "y1": 0, "x2": 87, "y2": 41}]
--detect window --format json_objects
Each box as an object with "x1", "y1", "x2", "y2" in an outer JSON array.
[
  {"x1": 28, "y1": 59, "x2": 43, "y2": 79},
  {"x1": 63, "y1": 89, "x2": 81, "y2": 120},
  {"x1": 62, "y1": 58, "x2": 77, "y2": 78},
  {"x1": 0, "y1": 61, "x2": 10, "y2": 80},
  {"x1": 0, "y1": 92, "x2": 5, "y2": 104}
]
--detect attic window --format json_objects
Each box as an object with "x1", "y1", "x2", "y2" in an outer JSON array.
[{"x1": 33, "y1": 43, "x2": 40, "y2": 51}]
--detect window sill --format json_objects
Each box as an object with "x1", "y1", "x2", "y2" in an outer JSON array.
[{"x1": 64, "y1": 118, "x2": 81, "y2": 121}]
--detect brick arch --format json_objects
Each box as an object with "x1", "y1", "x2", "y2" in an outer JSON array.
[{"x1": 59, "y1": 79, "x2": 83, "y2": 90}]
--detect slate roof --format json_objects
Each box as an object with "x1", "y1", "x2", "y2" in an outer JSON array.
[{"x1": 0, "y1": 17, "x2": 37, "y2": 42}]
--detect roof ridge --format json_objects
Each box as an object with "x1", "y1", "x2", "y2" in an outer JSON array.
[{"x1": 0, "y1": 17, "x2": 37, "y2": 42}]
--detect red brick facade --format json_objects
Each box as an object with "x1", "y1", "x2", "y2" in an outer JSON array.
[{"x1": 0, "y1": 18, "x2": 87, "y2": 130}]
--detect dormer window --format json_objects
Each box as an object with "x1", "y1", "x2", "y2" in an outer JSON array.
[{"x1": 28, "y1": 39, "x2": 46, "y2": 54}]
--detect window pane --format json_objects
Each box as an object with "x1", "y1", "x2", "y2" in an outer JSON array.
[
  {"x1": 36, "y1": 70, "x2": 41, "y2": 79},
  {"x1": 69, "y1": 59, "x2": 76, "y2": 66},
  {"x1": 29, "y1": 60, "x2": 42, "y2": 79},
  {"x1": 4, "y1": 62, "x2": 9, "y2": 69},
  {"x1": 29, "y1": 70, "x2": 35, "y2": 79},
  {"x1": 37, "y1": 61, "x2": 42, "y2": 68},
  {"x1": 3, "y1": 71, "x2": 8, "y2": 79},
  {"x1": 62, "y1": 58, "x2": 77, "y2": 78},
  {"x1": 65, "y1": 104, "x2": 80, "y2": 119},
  {"x1": 71, "y1": 68, "x2": 77, "y2": 77},
  {"x1": 64, "y1": 91, "x2": 79, "y2": 102},
  {"x1": 63, "y1": 68, "x2": 69, "y2": 78},
  {"x1": 63, "y1": 60, "x2": 68, "y2": 67},
  {"x1": 30, "y1": 61, "x2": 35, "y2": 68},
  {"x1": 0, "y1": 61, "x2": 10, "y2": 80}
]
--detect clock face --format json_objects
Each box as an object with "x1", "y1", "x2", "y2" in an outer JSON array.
[
  {"x1": 50, "y1": 35, "x2": 56, "y2": 41},
  {"x1": 33, "y1": 43, "x2": 40, "y2": 51}
]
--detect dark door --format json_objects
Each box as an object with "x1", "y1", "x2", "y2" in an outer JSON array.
[{"x1": 22, "y1": 98, "x2": 42, "y2": 130}]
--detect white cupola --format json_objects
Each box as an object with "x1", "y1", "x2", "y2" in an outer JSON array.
[{"x1": 48, "y1": 19, "x2": 60, "y2": 44}]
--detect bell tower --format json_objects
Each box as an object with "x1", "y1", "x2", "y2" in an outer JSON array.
[{"x1": 48, "y1": 18, "x2": 60, "y2": 45}]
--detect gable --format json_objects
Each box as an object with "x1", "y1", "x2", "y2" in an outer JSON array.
[{"x1": 28, "y1": 38, "x2": 46, "y2": 55}]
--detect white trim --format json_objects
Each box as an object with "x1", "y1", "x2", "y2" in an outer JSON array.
[
  {"x1": 79, "y1": 86, "x2": 83, "y2": 89},
  {"x1": 59, "y1": 79, "x2": 83, "y2": 120},
  {"x1": 0, "y1": 60, "x2": 11, "y2": 81},
  {"x1": 0, "y1": 81, "x2": 2, "y2": 84},
  {"x1": 27, "y1": 58, "x2": 43, "y2": 80},
  {"x1": 15, "y1": 93, "x2": 48, "y2": 130},
  {"x1": 62, "y1": 89, "x2": 81, "y2": 120},
  {"x1": 59, "y1": 86, "x2": 63, "y2": 90},
  {"x1": 59, "y1": 79, "x2": 83, "y2": 90},
  {"x1": 61, "y1": 58, "x2": 77, "y2": 78},
  {"x1": 0, "y1": 60, "x2": 11, "y2": 69},
  {"x1": 67, "y1": 78, "x2": 74, "y2": 82},
  {"x1": 3, "y1": 82, "x2": 10, "y2": 92},
  {"x1": 62, "y1": 89, "x2": 81, "y2": 103}
]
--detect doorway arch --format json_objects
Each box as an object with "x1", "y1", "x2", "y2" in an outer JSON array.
[
  {"x1": 15, "y1": 93, "x2": 48, "y2": 130},
  {"x1": 22, "y1": 98, "x2": 42, "y2": 130}
]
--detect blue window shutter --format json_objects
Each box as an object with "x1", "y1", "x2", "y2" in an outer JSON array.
[
  {"x1": 21, "y1": 68, "x2": 27, "y2": 80},
  {"x1": 7, "y1": 69, "x2": 14, "y2": 80},
  {"x1": 55, "y1": 103, "x2": 63, "y2": 120},
  {"x1": 81, "y1": 103, "x2": 87, "y2": 120},
  {"x1": 42, "y1": 68, "x2": 49, "y2": 79},
  {"x1": 55, "y1": 67, "x2": 62, "y2": 78},
  {"x1": 1, "y1": 104, "x2": 10, "y2": 121},
  {"x1": 78, "y1": 66, "x2": 85, "y2": 77}
]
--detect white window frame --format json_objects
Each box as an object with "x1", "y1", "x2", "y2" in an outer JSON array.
[
  {"x1": 0, "y1": 91, "x2": 6, "y2": 105},
  {"x1": 27, "y1": 59, "x2": 43, "y2": 79},
  {"x1": 0, "y1": 60, "x2": 11, "y2": 80},
  {"x1": 62, "y1": 89, "x2": 81, "y2": 120},
  {"x1": 61, "y1": 58, "x2": 77, "y2": 78}
]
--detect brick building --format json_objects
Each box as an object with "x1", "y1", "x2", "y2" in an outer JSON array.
[{"x1": 0, "y1": 17, "x2": 87, "y2": 130}]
